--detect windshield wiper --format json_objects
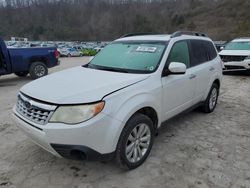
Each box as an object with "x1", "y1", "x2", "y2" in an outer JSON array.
[
  {"x1": 97, "y1": 67, "x2": 129, "y2": 73},
  {"x1": 84, "y1": 64, "x2": 151, "y2": 74},
  {"x1": 85, "y1": 64, "x2": 128, "y2": 73}
]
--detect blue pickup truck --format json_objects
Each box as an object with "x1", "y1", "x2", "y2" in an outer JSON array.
[{"x1": 0, "y1": 38, "x2": 60, "y2": 79}]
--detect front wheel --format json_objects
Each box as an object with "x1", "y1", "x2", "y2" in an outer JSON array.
[
  {"x1": 116, "y1": 113, "x2": 154, "y2": 170},
  {"x1": 201, "y1": 83, "x2": 219, "y2": 113},
  {"x1": 29, "y1": 62, "x2": 48, "y2": 79}
]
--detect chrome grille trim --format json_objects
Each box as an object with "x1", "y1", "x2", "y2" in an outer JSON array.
[
  {"x1": 18, "y1": 93, "x2": 57, "y2": 111},
  {"x1": 16, "y1": 93, "x2": 57, "y2": 125},
  {"x1": 220, "y1": 55, "x2": 247, "y2": 62}
]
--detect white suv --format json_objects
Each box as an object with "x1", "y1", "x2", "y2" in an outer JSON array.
[
  {"x1": 219, "y1": 38, "x2": 250, "y2": 72},
  {"x1": 13, "y1": 31, "x2": 223, "y2": 169}
]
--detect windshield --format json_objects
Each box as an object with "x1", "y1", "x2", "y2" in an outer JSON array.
[
  {"x1": 87, "y1": 41, "x2": 167, "y2": 73},
  {"x1": 224, "y1": 42, "x2": 250, "y2": 50}
]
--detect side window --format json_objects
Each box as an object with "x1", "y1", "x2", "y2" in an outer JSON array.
[
  {"x1": 205, "y1": 41, "x2": 217, "y2": 60},
  {"x1": 190, "y1": 40, "x2": 209, "y2": 67},
  {"x1": 167, "y1": 41, "x2": 190, "y2": 68}
]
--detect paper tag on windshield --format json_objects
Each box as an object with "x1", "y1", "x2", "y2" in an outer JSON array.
[{"x1": 136, "y1": 46, "x2": 157, "y2": 53}]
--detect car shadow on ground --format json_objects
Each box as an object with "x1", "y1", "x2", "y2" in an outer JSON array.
[{"x1": 0, "y1": 75, "x2": 32, "y2": 87}]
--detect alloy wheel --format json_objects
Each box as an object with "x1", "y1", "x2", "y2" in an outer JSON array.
[
  {"x1": 34, "y1": 65, "x2": 46, "y2": 77},
  {"x1": 209, "y1": 88, "x2": 218, "y2": 110},
  {"x1": 125, "y1": 123, "x2": 151, "y2": 163}
]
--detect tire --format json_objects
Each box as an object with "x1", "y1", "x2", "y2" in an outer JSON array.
[
  {"x1": 15, "y1": 71, "x2": 29, "y2": 77},
  {"x1": 200, "y1": 83, "x2": 219, "y2": 113},
  {"x1": 67, "y1": 53, "x2": 71, "y2": 57},
  {"x1": 116, "y1": 113, "x2": 154, "y2": 170},
  {"x1": 29, "y1": 62, "x2": 48, "y2": 79}
]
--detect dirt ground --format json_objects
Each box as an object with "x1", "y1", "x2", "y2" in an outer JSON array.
[{"x1": 0, "y1": 57, "x2": 249, "y2": 188}]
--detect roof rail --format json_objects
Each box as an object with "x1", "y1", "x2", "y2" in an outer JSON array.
[
  {"x1": 120, "y1": 32, "x2": 159, "y2": 38},
  {"x1": 171, "y1": 31, "x2": 208, "y2": 38}
]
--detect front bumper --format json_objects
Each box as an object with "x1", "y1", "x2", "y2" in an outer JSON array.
[
  {"x1": 13, "y1": 107, "x2": 123, "y2": 160},
  {"x1": 223, "y1": 61, "x2": 250, "y2": 72},
  {"x1": 13, "y1": 113, "x2": 60, "y2": 157},
  {"x1": 51, "y1": 144, "x2": 115, "y2": 161}
]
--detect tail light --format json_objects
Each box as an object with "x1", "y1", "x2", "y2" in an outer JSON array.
[{"x1": 54, "y1": 50, "x2": 60, "y2": 59}]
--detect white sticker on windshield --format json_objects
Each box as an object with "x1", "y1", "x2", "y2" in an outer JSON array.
[{"x1": 136, "y1": 46, "x2": 157, "y2": 53}]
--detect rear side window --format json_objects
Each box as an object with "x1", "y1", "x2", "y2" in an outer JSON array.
[
  {"x1": 167, "y1": 41, "x2": 190, "y2": 68},
  {"x1": 189, "y1": 40, "x2": 208, "y2": 66},
  {"x1": 205, "y1": 41, "x2": 217, "y2": 60},
  {"x1": 189, "y1": 40, "x2": 217, "y2": 67}
]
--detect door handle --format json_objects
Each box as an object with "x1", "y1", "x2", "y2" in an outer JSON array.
[
  {"x1": 209, "y1": 67, "x2": 215, "y2": 71},
  {"x1": 189, "y1": 74, "x2": 197, "y2": 79}
]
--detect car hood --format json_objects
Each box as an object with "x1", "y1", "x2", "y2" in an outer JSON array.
[
  {"x1": 20, "y1": 66, "x2": 149, "y2": 104},
  {"x1": 219, "y1": 50, "x2": 250, "y2": 56}
]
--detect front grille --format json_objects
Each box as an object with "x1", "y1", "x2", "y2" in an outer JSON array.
[
  {"x1": 224, "y1": 65, "x2": 246, "y2": 70},
  {"x1": 220, "y1": 55, "x2": 247, "y2": 62},
  {"x1": 16, "y1": 94, "x2": 56, "y2": 125}
]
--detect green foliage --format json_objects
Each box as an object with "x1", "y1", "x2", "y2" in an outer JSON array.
[{"x1": 81, "y1": 49, "x2": 98, "y2": 56}]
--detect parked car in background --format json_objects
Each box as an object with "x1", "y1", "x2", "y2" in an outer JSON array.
[
  {"x1": 60, "y1": 48, "x2": 82, "y2": 57},
  {"x1": 13, "y1": 31, "x2": 222, "y2": 169},
  {"x1": 73, "y1": 46, "x2": 84, "y2": 56},
  {"x1": 219, "y1": 38, "x2": 250, "y2": 73},
  {"x1": 0, "y1": 37, "x2": 60, "y2": 79},
  {"x1": 73, "y1": 46, "x2": 83, "y2": 51},
  {"x1": 214, "y1": 41, "x2": 227, "y2": 52},
  {"x1": 94, "y1": 46, "x2": 104, "y2": 52}
]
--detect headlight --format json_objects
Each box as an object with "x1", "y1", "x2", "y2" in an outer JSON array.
[{"x1": 49, "y1": 101, "x2": 105, "y2": 124}]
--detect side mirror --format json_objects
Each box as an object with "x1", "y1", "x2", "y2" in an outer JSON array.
[
  {"x1": 220, "y1": 46, "x2": 224, "y2": 51},
  {"x1": 162, "y1": 62, "x2": 186, "y2": 76},
  {"x1": 168, "y1": 62, "x2": 187, "y2": 74}
]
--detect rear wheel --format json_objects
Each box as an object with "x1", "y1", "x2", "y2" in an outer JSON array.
[
  {"x1": 116, "y1": 113, "x2": 154, "y2": 170},
  {"x1": 15, "y1": 71, "x2": 28, "y2": 77},
  {"x1": 29, "y1": 62, "x2": 48, "y2": 79},
  {"x1": 200, "y1": 83, "x2": 219, "y2": 113}
]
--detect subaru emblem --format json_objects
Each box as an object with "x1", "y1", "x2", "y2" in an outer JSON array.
[{"x1": 24, "y1": 101, "x2": 32, "y2": 110}]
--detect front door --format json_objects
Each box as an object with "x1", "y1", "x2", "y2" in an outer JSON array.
[{"x1": 161, "y1": 40, "x2": 197, "y2": 120}]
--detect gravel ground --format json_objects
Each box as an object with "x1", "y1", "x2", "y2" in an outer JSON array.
[{"x1": 0, "y1": 57, "x2": 249, "y2": 188}]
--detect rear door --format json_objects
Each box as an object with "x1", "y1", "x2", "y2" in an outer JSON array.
[{"x1": 188, "y1": 40, "x2": 217, "y2": 103}]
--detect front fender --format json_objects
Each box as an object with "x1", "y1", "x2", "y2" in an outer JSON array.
[{"x1": 102, "y1": 91, "x2": 161, "y2": 152}]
